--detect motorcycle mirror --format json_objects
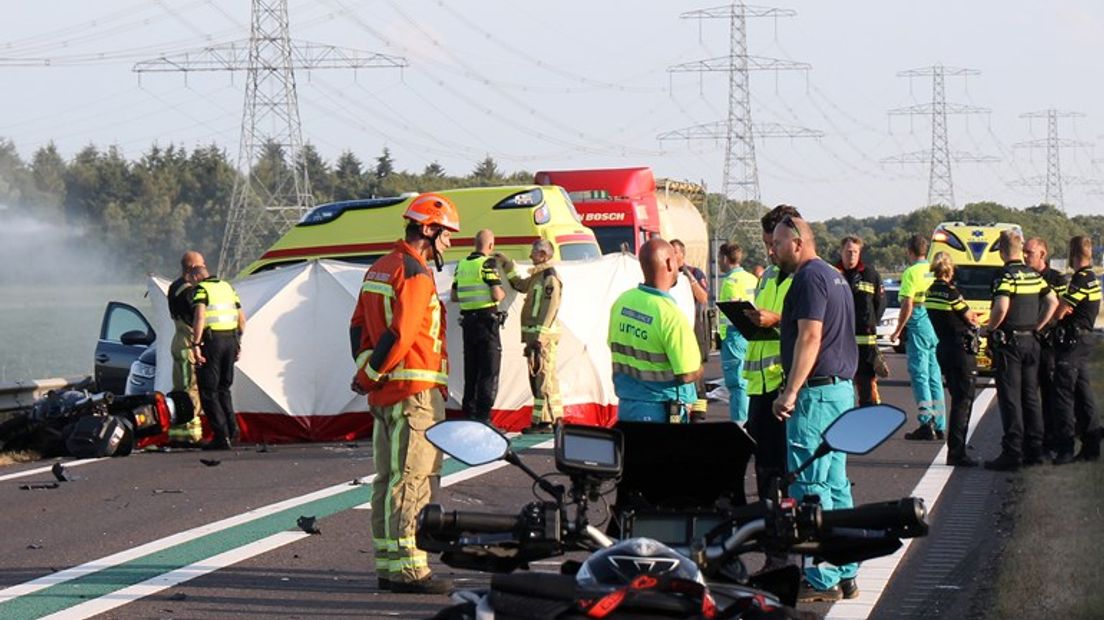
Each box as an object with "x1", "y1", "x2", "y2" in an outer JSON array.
[
  {"x1": 821, "y1": 404, "x2": 907, "y2": 455},
  {"x1": 426, "y1": 420, "x2": 510, "y2": 466},
  {"x1": 786, "y1": 404, "x2": 907, "y2": 485}
]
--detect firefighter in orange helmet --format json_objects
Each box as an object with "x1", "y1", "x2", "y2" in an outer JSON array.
[{"x1": 349, "y1": 192, "x2": 459, "y2": 594}]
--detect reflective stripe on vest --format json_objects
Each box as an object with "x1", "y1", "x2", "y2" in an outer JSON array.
[
  {"x1": 454, "y1": 256, "x2": 497, "y2": 312},
  {"x1": 744, "y1": 268, "x2": 791, "y2": 395},
  {"x1": 856, "y1": 334, "x2": 877, "y2": 346},
  {"x1": 743, "y1": 354, "x2": 782, "y2": 372},
  {"x1": 198, "y1": 280, "x2": 238, "y2": 331}
]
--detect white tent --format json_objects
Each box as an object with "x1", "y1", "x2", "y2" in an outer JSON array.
[{"x1": 149, "y1": 254, "x2": 694, "y2": 441}]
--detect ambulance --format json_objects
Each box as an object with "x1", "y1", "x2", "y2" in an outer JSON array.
[
  {"x1": 927, "y1": 221, "x2": 1022, "y2": 372},
  {"x1": 241, "y1": 185, "x2": 602, "y2": 276}
]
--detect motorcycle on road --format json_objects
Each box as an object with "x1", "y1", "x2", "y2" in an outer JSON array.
[
  {"x1": 0, "y1": 378, "x2": 191, "y2": 458},
  {"x1": 416, "y1": 404, "x2": 928, "y2": 619}
]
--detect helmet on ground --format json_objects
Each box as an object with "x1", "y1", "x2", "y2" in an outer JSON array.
[
  {"x1": 404, "y1": 192, "x2": 460, "y2": 232},
  {"x1": 576, "y1": 537, "x2": 704, "y2": 588}
]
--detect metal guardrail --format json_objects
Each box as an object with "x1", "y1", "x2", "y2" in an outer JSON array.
[{"x1": 0, "y1": 376, "x2": 88, "y2": 416}]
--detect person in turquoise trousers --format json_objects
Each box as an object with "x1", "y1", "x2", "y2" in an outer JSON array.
[
  {"x1": 771, "y1": 215, "x2": 860, "y2": 602},
  {"x1": 716, "y1": 242, "x2": 759, "y2": 423},
  {"x1": 891, "y1": 234, "x2": 946, "y2": 440}
]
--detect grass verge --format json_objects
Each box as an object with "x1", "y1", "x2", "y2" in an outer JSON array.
[{"x1": 990, "y1": 335, "x2": 1104, "y2": 619}]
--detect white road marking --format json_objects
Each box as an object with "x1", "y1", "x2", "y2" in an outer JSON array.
[
  {"x1": 10, "y1": 438, "x2": 554, "y2": 618},
  {"x1": 0, "y1": 478, "x2": 363, "y2": 603},
  {"x1": 0, "y1": 458, "x2": 106, "y2": 482},
  {"x1": 825, "y1": 386, "x2": 998, "y2": 620},
  {"x1": 36, "y1": 532, "x2": 311, "y2": 620}
]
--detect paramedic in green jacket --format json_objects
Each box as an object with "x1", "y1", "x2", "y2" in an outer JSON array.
[
  {"x1": 890, "y1": 234, "x2": 946, "y2": 441},
  {"x1": 716, "y1": 241, "x2": 759, "y2": 423},
  {"x1": 609, "y1": 239, "x2": 703, "y2": 423}
]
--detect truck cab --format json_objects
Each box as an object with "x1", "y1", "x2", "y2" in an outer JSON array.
[
  {"x1": 533, "y1": 167, "x2": 708, "y2": 270},
  {"x1": 534, "y1": 167, "x2": 660, "y2": 256}
]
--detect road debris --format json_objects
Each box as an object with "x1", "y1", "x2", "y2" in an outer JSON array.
[
  {"x1": 297, "y1": 515, "x2": 321, "y2": 534},
  {"x1": 51, "y1": 462, "x2": 73, "y2": 482}
]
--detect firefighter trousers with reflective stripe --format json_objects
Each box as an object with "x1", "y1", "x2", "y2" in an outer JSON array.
[
  {"x1": 370, "y1": 389, "x2": 444, "y2": 583},
  {"x1": 528, "y1": 337, "x2": 562, "y2": 424},
  {"x1": 170, "y1": 320, "x2": 203, "y2": 442}
]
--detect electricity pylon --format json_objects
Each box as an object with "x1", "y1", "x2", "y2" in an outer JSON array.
[
  {"x1": 882, "y1": 64, "x2": 997, "y2": 208},
  {"x1": 1011, "y1": 109, "x2": 1093, "y2": 210},
  {"x1": 658, "y1": 2, "x2": 820, "y2": 243},
  {"x1": 135, "y1": 0, "x2": 406, "y2": 275}
]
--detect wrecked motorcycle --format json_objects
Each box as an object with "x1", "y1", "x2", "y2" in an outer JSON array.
[
  {"x1": 417, "y1": 404, "x2": 928, "y2": 619},
  {"x1": 0, "y1": 378, "x2": 191, "y2": 457}
]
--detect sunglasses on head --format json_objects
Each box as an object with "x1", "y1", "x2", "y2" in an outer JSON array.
[{"x1": 779, "y1": 215, "x2": 801, "y2": 239}]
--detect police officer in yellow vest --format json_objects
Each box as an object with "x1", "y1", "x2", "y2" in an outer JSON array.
[
  {"x1": 609, "y1": 238, "x2": 703, "y2": 423},
  {"x1": 498, "y1": 240, "x2": 564, "y2": 433},
  {"x1": 717, "y1": 241, "x2": 759, "y2": 423},
  {"x1": 451, "y1": 229, "x2": 506, "y2": 424},
  {"x1": 167, "y1": 251, "x2": 205, "y2": 445},
  {"x1": 191, "y1": 264, "x2": 247, "y2": 451},
  {"x1": 743, "y1": 205, "x2": 799, "y2": 504}
]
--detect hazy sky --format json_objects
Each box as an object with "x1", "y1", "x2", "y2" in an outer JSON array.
[{"x1": 1, "y1": 1, "x2": 1101, "y2": 221}]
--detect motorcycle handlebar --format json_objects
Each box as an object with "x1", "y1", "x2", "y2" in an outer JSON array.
[
  {"x1": 419, "y1": 504, "x2": 521, "y2": 535},
  {"x1": 820, "y1": 498, "x2": 927, "y2": 534}
]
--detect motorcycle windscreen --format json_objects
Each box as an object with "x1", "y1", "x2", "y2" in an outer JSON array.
[{"x1": 612, "y1": 421, "x2": 756, "y2": 511}]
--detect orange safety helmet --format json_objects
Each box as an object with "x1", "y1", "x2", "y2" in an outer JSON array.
[{"x1": 403, "y1": 192, "x2": 460, "y2": 232}]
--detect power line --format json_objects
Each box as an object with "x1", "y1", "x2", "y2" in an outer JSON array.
[
  {"x1": 881, "y1": 64, "x2": 997, "y2": 208},
  {"x1": 134, "y1": 0, "x2": 406, "y2": 276},
  {"x1": 1011, "y1": 109, "x2": 1095, "y2": 210},
  {"x1": 659, "y1": 2, "x2": 820, "y2": 242}
]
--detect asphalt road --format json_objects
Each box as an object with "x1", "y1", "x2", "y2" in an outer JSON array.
[{"x1": 0, "y1": 351, "x2": 1011, "y2": 620}]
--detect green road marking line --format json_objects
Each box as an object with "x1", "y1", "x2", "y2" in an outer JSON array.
[{"x1": 0, "y1": 433, "x2": 551, "y2": 620}]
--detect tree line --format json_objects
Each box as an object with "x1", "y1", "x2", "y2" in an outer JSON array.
[
  {"x1": 0, "y1": 138, "x2": 529, "y2": 281},
  {"x1": 0, "y1": 135, "x2": 1100, "y2": 282},
  {"x1": 707, "y1": 197, "x2": 1104, "y2": 277}
]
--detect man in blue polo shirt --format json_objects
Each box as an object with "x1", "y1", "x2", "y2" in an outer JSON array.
[{"x1": 772, "y1": 215, "x2": 859, "y2": 603}]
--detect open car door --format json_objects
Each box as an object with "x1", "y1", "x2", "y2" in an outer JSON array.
[{"x1": 94, "y1": 301, "x2": 155, "y2": 395}]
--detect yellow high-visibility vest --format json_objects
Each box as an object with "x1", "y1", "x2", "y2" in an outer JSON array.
[{"x1": 743, "y1": 266, "x2": 792, "y2": 395}]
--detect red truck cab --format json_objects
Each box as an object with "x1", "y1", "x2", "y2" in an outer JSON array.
[{"x1": 534, "y1": 167, "x2": 660, "y2": 255}]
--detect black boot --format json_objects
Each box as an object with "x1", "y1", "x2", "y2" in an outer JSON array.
[
  {"x1": 947, "y1": 453, "x2": 979, "y2": 467},
  {"x1": 904, "y1": 422, "x2": 936, "y2": 441},
  {"x1": 1076, "y1": 430, "x2": 1101, "y2": 462},
  {"x1": 984, "y1": 452, "x2": 1021, "y2": 472}
]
